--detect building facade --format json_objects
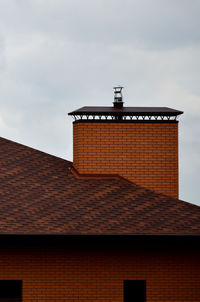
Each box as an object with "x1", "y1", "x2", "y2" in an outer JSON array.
[{"x1": 0, "y1": 87, "x2": 199, "y2": 301}]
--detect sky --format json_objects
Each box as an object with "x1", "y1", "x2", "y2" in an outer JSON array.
[{"x1": 0, "y1": 0, "x2": 200, "y2": 205}]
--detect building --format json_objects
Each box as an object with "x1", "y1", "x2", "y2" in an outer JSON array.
[{"x1": 0, "y1": 87, "x2": 200, "y2": 301}]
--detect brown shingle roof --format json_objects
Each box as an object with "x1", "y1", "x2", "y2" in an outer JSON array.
[{"x1": 0, "y1": 137, "x2": 200, "y2": 235}]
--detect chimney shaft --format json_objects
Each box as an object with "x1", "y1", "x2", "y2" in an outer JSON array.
[{"x1": 69, "y1": 88, "x2": 183, "y2": 199}]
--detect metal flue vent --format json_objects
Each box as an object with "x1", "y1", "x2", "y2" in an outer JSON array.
[{"x1": 113, "y1": 86, "x2": 124, "y2": 109}]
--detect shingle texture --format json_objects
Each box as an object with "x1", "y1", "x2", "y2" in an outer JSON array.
[{"x1": 0, "y1": 137, "x2": 200, "y2": 235}]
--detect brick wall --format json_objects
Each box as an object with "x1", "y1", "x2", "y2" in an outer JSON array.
[
  {"x1": 0, "y1": 240, "x2": 199, "y2": 301},
  {"x1": 73, "y1": 121, "x2": 179, "y2": 198}
]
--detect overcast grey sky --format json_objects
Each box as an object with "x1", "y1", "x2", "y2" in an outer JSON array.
[{"x1": 0, "y1": 0, "x2": 200, "y2": 205}]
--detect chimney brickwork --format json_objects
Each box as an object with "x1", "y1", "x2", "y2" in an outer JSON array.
[{"x1": 73, "y1": 121, "x2": 179, "y2": 199}]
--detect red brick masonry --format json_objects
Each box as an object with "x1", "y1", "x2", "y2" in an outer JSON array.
[
  {"x1": 73, "y1": 121, "x2": 179, "y2": 198},
  {"x1": 1, "y1": 238, "x2": 199, "y2": 301}
]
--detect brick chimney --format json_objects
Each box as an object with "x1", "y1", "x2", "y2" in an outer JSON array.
[{"x1": 68, "y1": 87, "x2": 183, "y2": 199}]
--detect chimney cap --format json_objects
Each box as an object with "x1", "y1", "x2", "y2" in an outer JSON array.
[
  {"x1": 68, "y1": 86, "x2": 184, "y2": 121},
  {"x1": 68, "y1": 106, "x2": 183, "y2": 122},
  {"x1": 113, "y1": 85, "x2": 124, "y2": 90}
]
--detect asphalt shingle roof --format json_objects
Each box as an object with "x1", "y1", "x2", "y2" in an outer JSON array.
[{"x1": 0, "y1": 137, "x2": 200, "y2": 235}]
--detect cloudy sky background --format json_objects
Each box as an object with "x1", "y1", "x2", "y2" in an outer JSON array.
[{"x1": 0, "y1": 0, "x2": 199, "y2": 205}]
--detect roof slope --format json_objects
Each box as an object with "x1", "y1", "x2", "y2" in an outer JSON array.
[{"x1": 0, "y1": 137, "x2": 200, "y2": 235}]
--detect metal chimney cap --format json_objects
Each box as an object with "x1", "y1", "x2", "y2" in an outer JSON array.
[{"x1": 113, "y1": 85, "x2": 124, "y2": 90}]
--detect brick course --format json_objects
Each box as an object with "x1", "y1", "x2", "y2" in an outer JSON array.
[
  {"x1": 73, "y1": 121, "x2": 179, "y2": 198},
  {"x1": 0, "y1": 241, "x2": 199, "y2": 301}
]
